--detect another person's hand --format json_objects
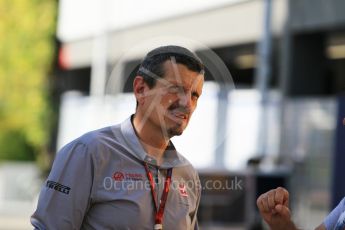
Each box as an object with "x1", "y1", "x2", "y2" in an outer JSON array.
[{"x1": 256, "y1": 187, "x2": 297, "y2": 230}]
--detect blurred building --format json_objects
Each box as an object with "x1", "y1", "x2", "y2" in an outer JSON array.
[{"x1": 50, "y1": 0, "x2": 345, "y2": 229}]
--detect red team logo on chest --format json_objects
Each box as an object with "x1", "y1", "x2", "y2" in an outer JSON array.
[
  {"x1": 179, "y1": 183, "x2": 188, "y2": 197},
  {"x1": 112, "y1": 171, "x2": 144, "y2": 181},
  {"x1": 112, "y1": 172, "x2": 125, "y2": 181}
]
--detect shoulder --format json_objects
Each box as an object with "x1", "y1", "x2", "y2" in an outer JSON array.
[
  {"x1": 323, "y1": 197, "x2": 345, "y2": 229},
  {"x1": 340, "y1": 197, "x2": 345, "y2": 207},
  {"x1": 332, "y1": 197, "x2": 345, "y2": 212},
  {"x1": 57, "y1": 125, "x2": 120, "y2": 158},
  {"x1": 79, "y1": 125, "x2": 119, "y2": 145},
  {"x1": 77, "y1": 124, "x2": 124, "y2": 150}
]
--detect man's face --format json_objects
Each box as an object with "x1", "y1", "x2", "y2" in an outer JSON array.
[{"x1": 139, "y1": 60, "x2": 204, "y2": 138}]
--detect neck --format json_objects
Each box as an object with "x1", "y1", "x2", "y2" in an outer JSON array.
[{"x1": 132, "y1": 114, "x2": 170, "y2": 163}]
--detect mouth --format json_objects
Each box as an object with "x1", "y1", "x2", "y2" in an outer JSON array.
[
  {"x1": 168, "y1": 111, "x2": 188, "y2": 123},
  {"x1": 173, "y1": 112, "x2": 187, "y2": 119}
]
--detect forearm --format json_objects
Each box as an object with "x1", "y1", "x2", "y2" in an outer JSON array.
[{"x1": 269, "y1": 220, "x2": 299, "y2": 230}]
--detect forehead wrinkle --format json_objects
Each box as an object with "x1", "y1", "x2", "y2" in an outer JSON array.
[
  {"x1": 138, "y1": 66, "x2": 173, "y2": 87},
  {"x1": 159, "y1": 61, "x2": 204, "y2": 94},
  {"x1": 189, "y1": 74, "x2": 204, "y2": 95},
  {"x1": 191, "y1": 73, "x2": 204, "y2": 88},
  {"x1": 169, "y1": 57, "x2": 184, "y2": 86},
  {"x1": 164, "y1": 73, "x2": 203, "y2": 94}
]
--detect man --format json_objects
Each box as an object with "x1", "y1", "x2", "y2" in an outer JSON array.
[
  {"x1": 31, "y1": 45, "x2": 205, "y2": 229},
  {"x1": 256, "y1": 117, "x2": 345, "y2": 230}
]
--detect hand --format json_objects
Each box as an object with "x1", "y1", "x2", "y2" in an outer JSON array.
[{"x1": 256, "y1": 187, "x2": 297, "y2": 230}]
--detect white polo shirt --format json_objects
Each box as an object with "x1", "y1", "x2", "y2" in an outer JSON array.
[{"x1": 31, "y1": 116, "x2": 201, "y2": 230}]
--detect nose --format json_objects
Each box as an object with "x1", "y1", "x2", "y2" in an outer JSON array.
[{"x1": 178, "y1": 91, "x2": 192, "y2": 109}]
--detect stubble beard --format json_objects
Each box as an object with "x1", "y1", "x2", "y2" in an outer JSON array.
[
  {"x1": 165, "y1": 119, "x2": 189, "y2": 137},
  {"x1": 167, "y1": 126, "x2": 183, "y2": 137}
]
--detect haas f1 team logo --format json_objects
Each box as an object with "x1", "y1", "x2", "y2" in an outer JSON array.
[
  {"x1": 112, "y1": 172, "x2": 125, "y2": 181},
  {"x1": 179, "y1": 183, "x2": 188, "y2": 197},
  {"x1": 112, "y1": 171, "x2": 144, "y2": 181}
]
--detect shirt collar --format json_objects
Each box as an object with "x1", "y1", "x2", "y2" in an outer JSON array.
[{"x1": 120, "y1": 115, "x2": 189, "y2": 168}]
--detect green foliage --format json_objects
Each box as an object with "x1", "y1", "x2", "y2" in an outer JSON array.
[
  {"x1": 0, "y1": 130, "x2": 35, "y2": 161},
  {"x1": 0, "y1": 0, "x2": 57, "y2": 161}
]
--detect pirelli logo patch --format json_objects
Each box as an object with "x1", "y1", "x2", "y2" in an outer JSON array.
[{"x1": 46, "y1": 180, "x2": 71, "y2": 195}]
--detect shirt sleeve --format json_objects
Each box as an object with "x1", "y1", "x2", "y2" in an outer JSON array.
[
  {"x1": 324, "y1": 197, "x2": 345, "y2": 230},
  {"x1": 31, "y1": 140, "x2": 95, "y2": 230}
]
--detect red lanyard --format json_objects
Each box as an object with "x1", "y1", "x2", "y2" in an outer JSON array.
[{"x1": 143, "y1": 162, "x2": 172, "y2": 230}]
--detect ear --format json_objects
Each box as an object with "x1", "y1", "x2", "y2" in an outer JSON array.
[{"x1": 133, "y1": 76, "x2": 147, "y2": 105}]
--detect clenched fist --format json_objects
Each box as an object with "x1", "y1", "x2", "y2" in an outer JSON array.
[{"x1": 256, "y1": 187, "x2": 297, "y2": 230}]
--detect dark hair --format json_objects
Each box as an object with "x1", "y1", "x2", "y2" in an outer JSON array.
[{"x1": 137, "y1": 45, "x2": 205, "y2": 88}]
